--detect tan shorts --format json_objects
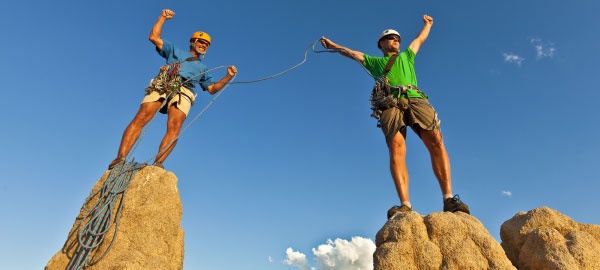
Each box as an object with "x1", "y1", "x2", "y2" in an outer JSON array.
[
  {"x1": 379, "y1": 97, "x2": 441, "y2": 143},
  {"x1": 142, "y1": 86, "x2": 196, "y2": 116}
]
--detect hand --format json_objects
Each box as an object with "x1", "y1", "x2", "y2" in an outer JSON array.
[
  {"x1": 320, "y1": 36, "x2": 334, "y2": 49},
  {"x1": 227, "y1": 66, "x2": 238, "y2": 77},
  {"x1": 423, "y1": 15, "x2": 434, "y2": 25},
  {"x1": 161, "y1": 9, "x2": 175, "y2": 20}
]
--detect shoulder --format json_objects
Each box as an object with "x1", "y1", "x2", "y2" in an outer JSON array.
[
  {"x1": 363, "y1": 53, "x2": 379, "y2": 62},
  {"x1": 158, "y1": 40, "x2": 187, "y2": 55},
  {"x1": 157, "y1": 39, "x2": 176, "y2": 57},
  {"x1": 401, "y1": 47, "x2": 415, "y2": 58},
  {"x1": 363, "y1": 53, "x2": 385, "y2": 66},
  {"x1": 161, "y1": 39, "x2": 175, "y2": 51},
  {"x1": 398, "y1": 48, "x2": 415, "y2": 63}
]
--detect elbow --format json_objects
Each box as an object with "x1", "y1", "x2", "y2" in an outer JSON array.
[
  {"x1": 206, "y1": 86, "x2": 216, "y2": 95},
  {"x1": 149, "y1": 34, "x2": 161, "y2": 44}
]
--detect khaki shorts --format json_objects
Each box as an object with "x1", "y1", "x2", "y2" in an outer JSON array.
[
  {"x1": 142, "y1": 86, "x2": 196, "y2": 116},
  {"x1": 379, "y1": 97, "x2": 441, "y2": 143}
]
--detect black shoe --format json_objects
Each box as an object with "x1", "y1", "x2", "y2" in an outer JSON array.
[
  {"x1": 443, "y1": 195, "x2": 470, "y2": 214},
  {"x1": 387, "y1": 205, "x2": 412, "y2": 219}
]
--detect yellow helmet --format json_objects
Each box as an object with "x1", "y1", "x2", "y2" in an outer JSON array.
[{"x1": 190, "y1": 31, "x2": 211, "y2": 45}]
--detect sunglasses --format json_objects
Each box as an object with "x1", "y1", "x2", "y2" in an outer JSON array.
[
  {"x1": 382, "y1": 35, "x2": 400, "y2": 41},
  {"x1": 194, "y1": 39, "x2": 210, "y2": 46}
]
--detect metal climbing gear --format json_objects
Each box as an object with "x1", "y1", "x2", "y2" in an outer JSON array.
[
  {"x1": 145, "y1": 57, "x2": 199, "y2": 113},
  {"x1": 369, "y1": 54, "x2": 398, "y2": 126},
  {"x1": 145, "y1": 57, "x2": 199, "y2": 95},
  {"x1": 370, "y1": 84, "x2": 428, "y2": 127}
]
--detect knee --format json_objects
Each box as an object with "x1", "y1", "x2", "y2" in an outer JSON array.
[
  {"x1": 130, "y1": 115, "x2": 150, "y2": 128},
  {"x1": 388, "y1": 139, "x2": 407, "y2": 161},
  {"x1": 166, "y1": 120, "x2": 184, "y2": 134},
  {"x1": 422, "y1": 131, "x2": 444, "y2": 150}
]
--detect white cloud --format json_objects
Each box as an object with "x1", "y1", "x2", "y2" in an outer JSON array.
[
  {"x1": 530, "y1": 38, "x2": 556, "y2": 59},
  {"x1": 312, "y1": 237, "x2": 376, "y2": 270},
  {"x1": 501, "y1": 190, "x2": 513, "y2": 197},
  {"x1": 284, "y1": 237, "x2": 376, "y2": 270},
  {"x1": 269, "y1": 256, "x2": 273, "y2": 263},
  {"x1": 284, "y1": 248, "x2": 314, "y2": 270},
  {"x1": 503, "y1": 53, "x2": 525, "y2": 66}
]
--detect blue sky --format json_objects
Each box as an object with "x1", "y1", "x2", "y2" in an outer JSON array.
[{"x1": 1, "y1": 0, "x2": 599, "y2": 269}]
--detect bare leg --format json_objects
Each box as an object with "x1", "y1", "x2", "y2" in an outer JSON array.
[
  {"x1": 111, "y1": 101, "x2": 162, "y2": 164},
  {"x1": 416, "y1": 127, "x2": 452, "y2": 196},
  {"x1": 154, "y1": 104, "x2": 186, "y2": 164},
  {"x1": 388, "y1": 131, "x2": 410, "y2": 202}
]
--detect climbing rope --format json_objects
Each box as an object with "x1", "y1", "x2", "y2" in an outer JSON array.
[
  {"x1": 67, "y1": 161, "x2": 144, "y2": 269},
  {"x1": 183, "y1": 39, "x2": 381, "y2": 85},
  {"x1": 67, "y1": 38, "x2": 373, "y2": 268},
  {"x1": 143, "y1": 38, "x2": 386, "y2": 163}
]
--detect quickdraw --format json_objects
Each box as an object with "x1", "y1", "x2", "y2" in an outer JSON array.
[{"x1": 370, "y1": 79, "x2": 398, "y2": 127}]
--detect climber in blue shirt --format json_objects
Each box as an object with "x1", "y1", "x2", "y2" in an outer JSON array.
[{"x1": 109, "y1": 9, "x2": 238, "y2": 170}]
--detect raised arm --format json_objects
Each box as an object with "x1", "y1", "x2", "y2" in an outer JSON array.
[
  {"x1": 149, "y1": 9, "x2": 175, "y2": 51},
  {"x1": 408, "y1": 15, "x2": 434, "y2": 55},
  {"x1": 320, "y1": 36, "x2": 365, "y2": 63}
]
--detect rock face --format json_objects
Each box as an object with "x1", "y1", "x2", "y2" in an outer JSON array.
[
  {"x1": 374, "y1": 211, "x2": 515, "y2": 270},
  {"x1": 500, "y1": 206, "x2": 600, "y2": 270},
  {"x1": 46, "y1": 166, "x2": 184, "y2": 270}
]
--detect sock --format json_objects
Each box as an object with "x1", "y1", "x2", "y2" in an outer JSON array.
[
  {"x1": 443, "y1": 194, "x2": 453, "y2": 200},
  {"x1": 401, "y1": 201, "x2": 412, "y2": 208}
]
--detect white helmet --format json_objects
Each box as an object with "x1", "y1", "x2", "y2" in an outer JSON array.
[{"x1": 377, "y1": 29, "x2": 401, "y2": 48}]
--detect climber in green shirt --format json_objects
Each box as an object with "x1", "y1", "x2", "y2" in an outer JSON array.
[{"x1": 320, "y1": 15, "x2": 470, "y2": 218}]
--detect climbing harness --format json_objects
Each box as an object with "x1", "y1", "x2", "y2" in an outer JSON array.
[
  {"x1": 370, "y1": 82, "x2": 428, "y2": 127},
  {"x1": 145, "y1": 57, "x2": 200, "y2": 113}
]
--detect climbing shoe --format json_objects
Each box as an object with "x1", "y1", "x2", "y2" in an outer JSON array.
[
  {"x1": 152, "y1": 162, "x2": 164, "y2": 169},
  {"x1": 387, "y1": 205, "x2": 412, "y2": 219},
  {"x1": 443, "y1": 195, "x2": 470, "y2": 214},
  {"x1": 108, "y1": 157, "x2": 126, "y2": 170}
]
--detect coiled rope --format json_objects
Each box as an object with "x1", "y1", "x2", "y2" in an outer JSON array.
[{"x1": 67, "y1": 161, "x2": 144, "y2": 269}]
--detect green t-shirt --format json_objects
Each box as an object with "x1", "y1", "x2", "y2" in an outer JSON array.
[{"x1": 362, "y1": 48, "x2": 424, "y2": 98}]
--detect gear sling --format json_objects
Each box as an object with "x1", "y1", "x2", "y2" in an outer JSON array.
[{"x1": 145, "y1": 57, "x2": 200, "y2": 114}]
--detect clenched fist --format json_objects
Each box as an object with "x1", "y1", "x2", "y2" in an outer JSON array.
[
  {"x1": 423, "y1": 15, "x2": 434, "y2": 25},
  {"x1": 161, "y1": 9, "x2": 175, "y2": 19}
]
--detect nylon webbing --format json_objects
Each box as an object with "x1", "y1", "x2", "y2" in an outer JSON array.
[{"x1": 382, "y1": 54, "x2": 398, "y2": 78}]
